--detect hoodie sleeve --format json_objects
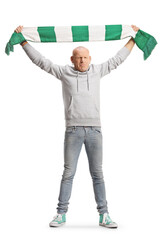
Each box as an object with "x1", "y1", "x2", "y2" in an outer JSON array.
[
  {"x1": 22, "y1": 43, "x2": 65, "y2": 80},
  {"x1": 96, "y1": 46, "x2": 131, "y2": 78}
]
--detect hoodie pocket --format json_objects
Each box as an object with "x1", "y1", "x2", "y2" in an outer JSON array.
[{"x1": 67, "y1": 93, "x2": 99, "y2": 119}]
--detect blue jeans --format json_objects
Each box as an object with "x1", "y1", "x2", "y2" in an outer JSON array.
[{"x1": 57, "y1": 126, "x2": 108, "y2": 214}]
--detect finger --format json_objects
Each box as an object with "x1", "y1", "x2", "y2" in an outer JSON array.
[
  {"x1": 135, "y1": 27, "x2": 139, "y2": 31},
  {"x1": 14, "y1": 25, "x2": 23, "y2": 33},
  {"x1": 19, "y1": 26, "x2": 23, "y2": 32},
  {"x1": 131, "y1": 25, "x2": 139, "y2": 32},
  {"x1": 15, "y1": 27, "x2": 20, "y2": 32},
  {"x1": 131, "y1": 25, "x2": 136, "y2": 31}
]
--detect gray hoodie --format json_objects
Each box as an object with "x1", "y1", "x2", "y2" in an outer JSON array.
[{"x1": 22, "y1": 43, "x2": 130, "y2": 127}]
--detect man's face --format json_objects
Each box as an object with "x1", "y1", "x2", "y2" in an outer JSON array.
[{"x1": 71, "y1": 47, "x2": 91, "y2": 72}]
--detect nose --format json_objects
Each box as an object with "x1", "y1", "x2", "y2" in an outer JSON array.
[{"x1": 80, "y1": 57, "x2": 84, "y2": 62}]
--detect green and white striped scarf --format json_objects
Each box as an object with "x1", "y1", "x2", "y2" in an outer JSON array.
[{"x1": 5, "y1": 25, "x2": 157, "y2": 60}]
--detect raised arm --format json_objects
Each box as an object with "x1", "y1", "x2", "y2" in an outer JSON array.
[
  {"x1": 96, "y1": 25, "x2": 140, "y2": 78},
  {"x1": 14, "y1": 25, "x2": 65, "y2": 80}
]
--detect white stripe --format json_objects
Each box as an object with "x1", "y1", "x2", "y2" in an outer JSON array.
[
  {"x1": 89, "y1": 25, "x2": 105, "y2": 41},
  {"x1": 55, "y1": 26, "x2": 73, "y2": 42},
  {"x1": 121, "y1": 25, "x2": 136, "y2": 39},
  {"x1": 21, "y1": 27, "x2": 41, "y2": 42}
]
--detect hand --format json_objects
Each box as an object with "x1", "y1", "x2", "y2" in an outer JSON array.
[
  {"x1": 131, "y1": 25, "x2": 140, "y2": 32},
  {"x1": 14, "y1": 25, "x2": 28, "y2": 46},
  {"x1": 14, "y1": 25, "x2": 23, "y2": 33}
]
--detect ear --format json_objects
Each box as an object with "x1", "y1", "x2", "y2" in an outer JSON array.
[
  {"x1": 89, "y1": 56, "x2": 91, "y2": 63},
  {"x1": 70, "y1": 56, "x2": 74, "y2": 63}
]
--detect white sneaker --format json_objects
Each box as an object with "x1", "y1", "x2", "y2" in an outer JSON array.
[
  {"x1": 99, "y1": 213, "x2": 118, "y2": 228},
  {"x1": 49, "y1": 213, "x2": 66, "y2": 227}
]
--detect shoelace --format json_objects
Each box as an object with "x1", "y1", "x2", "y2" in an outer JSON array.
[
  {"x1": 106, "y1": 216, "x2": 112, "y2": 224},
  {"x1": 103, "y1": 214, "x2": 113, "y2": 224},
  {"x1": 53, "y1": 214, "x2": 62, "y2": 222}
]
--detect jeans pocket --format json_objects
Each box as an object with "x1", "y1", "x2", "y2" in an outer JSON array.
[
  {"x1": 65, "y1": 127, "x2": 77, "y2": 133},
  {"x1": 65, "y1": 127, "x2": 73, "y2": 133},
  {"x1": 93, "y1": 127, "x2": 102, "y2": 134}
]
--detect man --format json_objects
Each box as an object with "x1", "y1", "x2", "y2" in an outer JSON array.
[{"x1": 15, "y1": 25, "x2": 139, "y2": 228}]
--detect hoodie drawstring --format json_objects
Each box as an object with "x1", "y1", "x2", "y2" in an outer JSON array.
[{"x1": 76, "y1": 70, "x2": 89, "y2": 92}]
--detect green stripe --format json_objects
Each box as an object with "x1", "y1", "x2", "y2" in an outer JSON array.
[
  {"x1": 105, "y1": 25, "x2": 122, "y2": 40},
  {"x1": 37, "y1": 27, "x2": 57, "y2": 42},
  {"x1": 72, "y1": 26, "x2": 89, "y2": 42}
]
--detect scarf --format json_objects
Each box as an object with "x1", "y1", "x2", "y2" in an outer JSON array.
[{"x1": 5, "y1": 25, "x2": 157, "y2": 60}]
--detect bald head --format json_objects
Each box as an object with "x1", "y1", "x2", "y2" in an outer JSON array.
[
  {"x1": 71, "y1": 46, "x2": 91, "y2": 72},
  {"x1": 72, "y1": 46, "x2": 90, "y2": 56}
]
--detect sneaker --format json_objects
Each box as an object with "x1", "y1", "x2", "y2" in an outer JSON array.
[
  {"x1": 49, "y1": 213, "x2": 66, "y2": 227},
  {"x1": 99, "y1": 213, "x2": 118, "y2": 228}
]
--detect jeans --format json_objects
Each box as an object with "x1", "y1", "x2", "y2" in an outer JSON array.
[{"x1": 57, "y1": 126, "x2": 108, "y2": 214}]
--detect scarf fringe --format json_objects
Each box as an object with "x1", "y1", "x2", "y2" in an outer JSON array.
[
  {"x1": 133, "y1": 29, "x2": 157, "y2": 60},
  {"x1": 5, "y1": 42, "x2": 14, "y2": 55},
  {"x1": 143, "y1": 36, "x2": 157, "y2": 60},
  {"x1": 5, "y1": 32, "x2": 26, "y2": 55}
]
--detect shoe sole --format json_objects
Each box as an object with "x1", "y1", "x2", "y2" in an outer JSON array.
[
  {"x1": 49, "y1": 222, "x2": 66, "y2": 227},
  {"x1": 99, "y1": 223, "x2": 118, "y2": 228}
]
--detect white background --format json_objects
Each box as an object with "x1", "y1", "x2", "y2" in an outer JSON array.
[{"x1": 0, "y1": 0, "x2": 160, "y2": 239}]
